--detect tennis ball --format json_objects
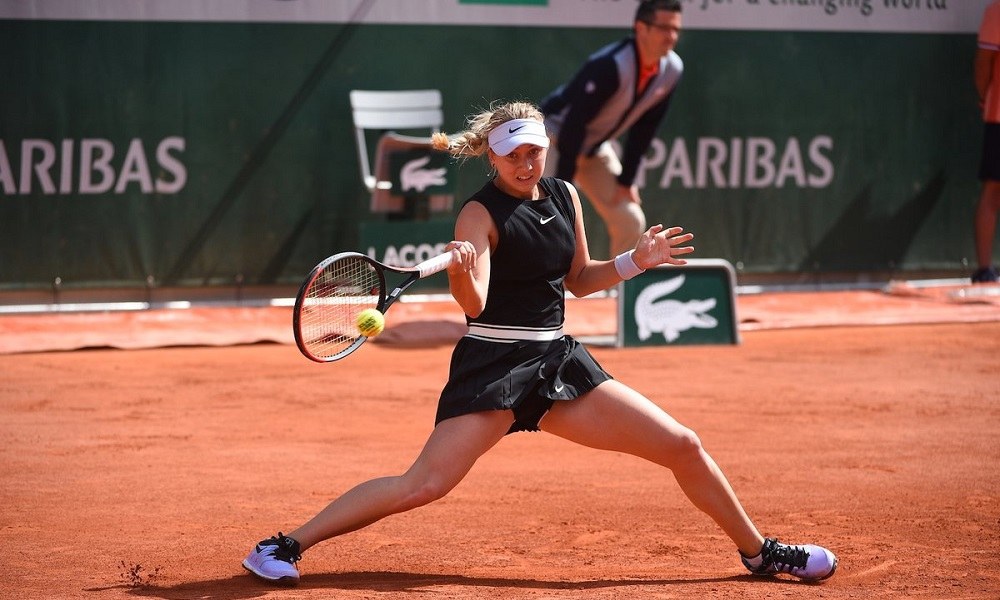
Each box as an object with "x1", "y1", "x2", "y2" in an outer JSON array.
[{"x1": 356, "y1": 308, "x2": 385, "y2": 337}]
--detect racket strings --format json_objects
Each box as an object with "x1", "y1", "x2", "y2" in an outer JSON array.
[{"x1": 299, "y1": 257, "x2": 381, "y2": 359}]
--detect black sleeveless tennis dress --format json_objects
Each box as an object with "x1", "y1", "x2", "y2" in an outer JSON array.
[{"x1": 435, "y1": 177, "x2": 612, "y2": 433}]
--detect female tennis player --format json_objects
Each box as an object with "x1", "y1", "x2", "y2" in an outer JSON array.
[{"x1": 243, "y1": 101, "x2": 838, "y2": 586}]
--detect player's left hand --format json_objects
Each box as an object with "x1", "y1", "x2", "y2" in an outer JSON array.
[{"x1": 632, "y1": 224, "x2": 694, "y2": 269}]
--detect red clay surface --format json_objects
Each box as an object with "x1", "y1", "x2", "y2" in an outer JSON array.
[{"x1": 1, "y1": 286, "x2": 998, "y2": 599}]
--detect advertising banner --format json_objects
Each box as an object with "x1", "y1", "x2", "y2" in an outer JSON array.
[
  {"x1": 0, "y1": 0, "x2": 988, "y2": 292},
  {"x1": 358, "y1": 219, "x2": 454, "y2": 292},
  {"x1": 618, "y1": 259, "x2": 740, "y2": 347}
]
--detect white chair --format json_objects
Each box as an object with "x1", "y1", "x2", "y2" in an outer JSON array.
[{"x1": 349, "y1": 89, "x2": 453, "y2": 215}]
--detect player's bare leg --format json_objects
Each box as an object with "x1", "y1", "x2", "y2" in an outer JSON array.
[
  {"x1": 540, "y1": 379, "x2": 763, "y2": 555},
  {"x1": 288, "y1": 409, "x2": 514, "y2": 550},
  {"x1": 540, "y1": 379, "x2": 837, "y2": 581},
  {"x1": 243, "y1": 410, "x2": 513, "y2": 584}
]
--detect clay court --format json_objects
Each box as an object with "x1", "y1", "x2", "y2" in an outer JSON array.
[{"x1": 2, "y1": 284, "x2": 998, "y2": 599}]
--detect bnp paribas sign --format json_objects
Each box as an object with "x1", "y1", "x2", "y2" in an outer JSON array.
[{"x1": 617, "y1": 259, "x2": 740, "y2": 347}]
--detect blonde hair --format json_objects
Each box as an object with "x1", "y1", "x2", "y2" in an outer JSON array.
[{"x1": 432, "y1": 100, "x2": 545, "y2": 159}]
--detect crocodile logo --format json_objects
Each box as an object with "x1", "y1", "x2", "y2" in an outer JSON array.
[
  {"x1": 634, "y1": 275, "x2": 718, "y2": 342},
  {"x1": 400, "y1": 155, "x2": 447, "y2": 193}
]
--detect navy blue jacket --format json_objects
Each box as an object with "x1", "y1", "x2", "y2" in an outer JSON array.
[{"x1": 541, "y1": 38, "x2": 683, "y2": 187}]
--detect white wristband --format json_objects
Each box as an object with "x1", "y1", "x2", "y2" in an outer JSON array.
[{"x1": 614, "y1": 250, "x2": 645, "y2": 280}]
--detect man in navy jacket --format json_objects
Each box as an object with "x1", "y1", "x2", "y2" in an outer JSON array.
[{"x1": 542, "y1": 0, "x2": 683, "y2": 257}]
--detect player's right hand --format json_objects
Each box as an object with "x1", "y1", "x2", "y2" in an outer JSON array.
[{"x1": 446, "y1": 240, "x2": 477, "y2": 273}]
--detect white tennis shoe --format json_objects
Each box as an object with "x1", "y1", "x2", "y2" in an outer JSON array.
[
  {"x1": 242, "y1": 533, "x2": 301, "y2": 586},
  {"x1": 742, "y1": 537, "x2": 838, "y2": 581}
]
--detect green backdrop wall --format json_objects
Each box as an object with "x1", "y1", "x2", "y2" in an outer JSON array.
[{"x1": 0, "y1": 4, "x2": 987, "y2": 292}]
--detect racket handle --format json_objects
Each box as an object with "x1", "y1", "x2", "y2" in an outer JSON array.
[{"x1": 416, "y1": 251, "x2": 456, "y2": 278}]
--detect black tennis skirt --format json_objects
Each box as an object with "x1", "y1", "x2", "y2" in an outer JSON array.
[{"x1": 436, "y1": 335, "x2": 612, "y2": 433}]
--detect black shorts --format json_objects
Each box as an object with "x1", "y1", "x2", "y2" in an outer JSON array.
[
  {"x1": 980, "y1": 123, "x2": 1000, "y2": 181},
  {"x1": 435, "y1": 335, "x2": 612, "y2": 433}
]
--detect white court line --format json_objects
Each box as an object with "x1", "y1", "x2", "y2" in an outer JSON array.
[{"x1": 0, "y1": 279, "x2": 982, "y2": 315}]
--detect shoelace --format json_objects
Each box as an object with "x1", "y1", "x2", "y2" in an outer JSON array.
[
  {"x1": 260, "y1": 534, "x2": 302, "y2": 564},
  {"x1": 764, "y1": 541, "x2": 809, "y2": 573}
]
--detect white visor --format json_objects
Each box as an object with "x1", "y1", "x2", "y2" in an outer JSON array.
[{"x1": 488, "y1": 118, "x2": 550, "y2": 156}]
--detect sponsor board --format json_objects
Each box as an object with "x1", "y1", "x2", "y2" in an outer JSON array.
[
  {"x1": 618, "y1": 259, "x2": 740, "y2": 347},
  {"x1": 359, "y1": 219, "x2": 454, "y2": 291},
  {"x1": 0, "y1": 137, "x2": 186, "y2": 196}
]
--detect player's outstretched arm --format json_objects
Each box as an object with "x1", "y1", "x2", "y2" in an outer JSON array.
[{"x1": 564, "y1": 183, "x2": 693, "y2": 297}]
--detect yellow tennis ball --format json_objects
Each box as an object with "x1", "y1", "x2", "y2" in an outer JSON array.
[{"x1": 356, "y1": 308, "x2": 385, "y2": 337}]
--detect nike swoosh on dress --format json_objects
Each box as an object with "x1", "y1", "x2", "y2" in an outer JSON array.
[{"x1": 540, "y1": 215, "x2": 556, "y2": 224}]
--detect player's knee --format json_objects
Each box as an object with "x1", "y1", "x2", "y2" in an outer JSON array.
[
  {"x1": 670, "y1": 427, "x2": 705, "y2": 464},
  {"x1": 399, "y1": 477, "x2": 452, "y2": 510}
]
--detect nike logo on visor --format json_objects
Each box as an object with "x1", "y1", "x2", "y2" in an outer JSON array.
[
  {"x1": 509, "y1": 125, "x2": 526, "y2": 133},
  {"x1": 540, "y1": 215, "x2": 556, "y2": 224}
]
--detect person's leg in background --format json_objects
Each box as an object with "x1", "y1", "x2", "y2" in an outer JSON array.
[
  {"x1": 543, "y1": 140, "x2": 646, "y2": 259},
  {"x1": 574, "y1": 143, "x2": 646, "y2": 258},
  {"x1": 974, "y1": 122, "x2": 1000, "y2": 283},
  {"x1": 973, "y1": 179, "x2": 1000, "y2": 282}
]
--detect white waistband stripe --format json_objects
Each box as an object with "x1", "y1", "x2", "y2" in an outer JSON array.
[{"x1": 466, "y1": 324, "x2": 564, "y2": 342}]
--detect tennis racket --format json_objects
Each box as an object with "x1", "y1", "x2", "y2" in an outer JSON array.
[{"x1": 292, "y1": 251, "x2": 455, "y2": 363}]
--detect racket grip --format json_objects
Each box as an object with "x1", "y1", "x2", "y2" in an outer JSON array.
[{"x1": 417, "y1": 251, "x2": 456, "y2": 278}]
